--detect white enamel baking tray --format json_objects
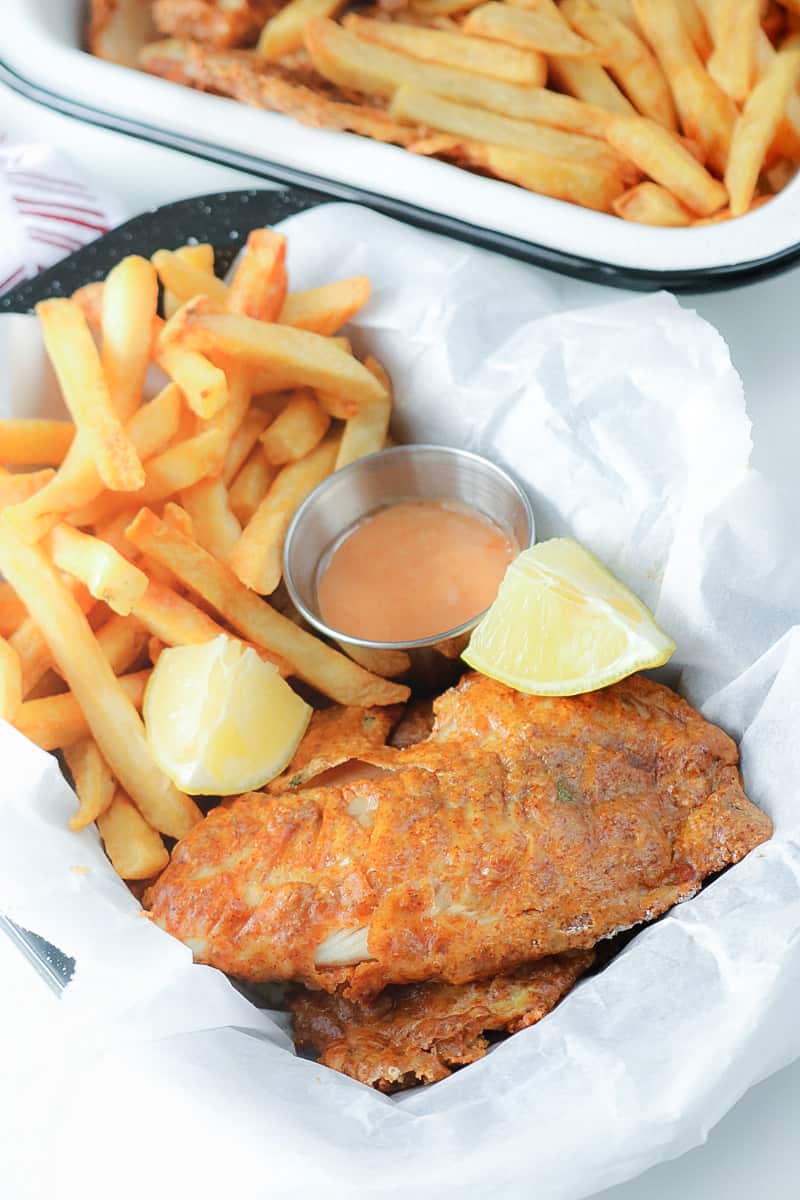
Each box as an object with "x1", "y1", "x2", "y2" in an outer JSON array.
[{"x1": 3, "y1": 0, "x2": 800, "y2": 289}]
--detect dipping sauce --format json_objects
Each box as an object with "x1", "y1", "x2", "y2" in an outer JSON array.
[{"x1": 317, "y1": 500, "x2": 516, "y2": 643}]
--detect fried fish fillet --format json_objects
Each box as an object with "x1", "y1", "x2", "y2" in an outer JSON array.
[
  {"x1": 269, "y1": 703, "x2": 403, "y2": 793},
  {"x1": 152, "y1": 0, "x2": 277, "y2": 47},
  {"x1": 290, "y1": 950, "x2": 594, "y2": 1090},
  {"x1": 147, "y1": 674, "x2": 772, "y2": 999},
  {"x1": 140, "y1": 39, "x2": 423, "y2": 144}
]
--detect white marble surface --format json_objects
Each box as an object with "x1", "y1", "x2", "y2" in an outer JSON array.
[{"x1": 0, "y1": 78, "x2": 798, "y2": 1200}]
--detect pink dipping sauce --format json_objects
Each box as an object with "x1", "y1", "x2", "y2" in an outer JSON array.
[{"x1": 317, "y1": 500, "x2": 516, "y2": 643}]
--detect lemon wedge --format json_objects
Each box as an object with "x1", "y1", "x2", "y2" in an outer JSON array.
[
  {"x1": 143, "y1": 634, "x2": 311, "y2": 795},
  {"x1": 463, "y1": 538, "x2": 675, "y2": 696}
]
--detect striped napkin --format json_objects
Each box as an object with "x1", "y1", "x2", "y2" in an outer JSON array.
[{"x1": 0, "y1": 141, "x2": 127, "y2": 296}]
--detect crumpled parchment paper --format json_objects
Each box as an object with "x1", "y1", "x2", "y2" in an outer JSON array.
[{"x1": 1, "y1": 205, "x2": 798, "y2": 1200}]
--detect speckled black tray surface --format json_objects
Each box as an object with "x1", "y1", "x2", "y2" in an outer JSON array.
[{"x1": 0, "y1": 188, "x2": 330, "y2": 314}]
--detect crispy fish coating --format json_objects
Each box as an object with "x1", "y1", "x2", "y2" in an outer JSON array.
[
  {"x1": 269, "y1": 703, "x2": 403, "y2": 793},
  {"x1": 152, "y1": 0, "x2": 277, "y2": 47},
  {"x1": 140, "y1": 39, "x2": 423, "y2": 144},
  {"x1": 290, "y1": 950, "x2": 594, "y2": 1091},
  {"x1": 147, "y1": 674, "x2": 772, "y2": 999}
]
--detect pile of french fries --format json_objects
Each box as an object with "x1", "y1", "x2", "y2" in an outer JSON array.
[
  {"x1": 0, "y1": 231, "x2": 408, "y2": 883},
  {"x1": 92, "y1": 0, "x2": 800, "y2": 223}
]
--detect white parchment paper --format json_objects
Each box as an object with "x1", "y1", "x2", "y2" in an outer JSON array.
[{"x1": 1, "y1": 205, "x2": 799, "y2": 1200}]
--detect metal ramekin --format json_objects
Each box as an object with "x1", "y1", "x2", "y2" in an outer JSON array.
[{"x1": 283, "y1": 445, "x2": 535, "y2": 693}]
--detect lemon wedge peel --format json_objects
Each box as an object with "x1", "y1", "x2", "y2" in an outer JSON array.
[
  {"x1": 463, "y1": 538, "x2": 676, "y2": 697},
  {"x1": 144, "y1": 634, "x2": 312, "y2": 795}
]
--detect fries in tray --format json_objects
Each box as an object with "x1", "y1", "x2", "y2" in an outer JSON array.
[
  {"x1": 0, "y1": 231, "x2": 408, "y2": 883},
  {"x1": 90, "y1": 0, "x2": 800, "y2": 225}
]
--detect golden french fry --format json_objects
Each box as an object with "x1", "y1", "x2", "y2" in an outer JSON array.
[
  {"x1": 725, "y1": 46, "x2": 800, "y2": 214},
  {"x1": 632, "y1": 0, "x2": 736, "y2": 175},
  {"x1": 70, "y1": 427, "x2": 227, "y2": 527},
  {"x1": 336, "y1": 357, "x2": 393, "y2": 470},
  {"x1": 0, "y1": 528, "x2": 200, "y2": 836},
  {"x1": 223, "y1": 408, "x2": 272, "y2": 484},
  {"x1": 692, "y1": 194, "x2": 772, "y2": 224},
  {"x1": 463, "y1": 2, "x2": 598, "y2": 57},
  {"x1": 94, "y1": 510, "x2": 141, "y2": 560},
  {"x1": 227, "y1": 230, "x2": 288, "y2": 321},
  {"x1": 0, "y1": 420, "x2": 74, "y2": 466},
  {"x1": 589, "y1": 0, "x2": 637, "y2": 27},
  {"x1": 280, "y1": 276, "x2": 372, "y2": 336},
  {"x1": 458, "y1": 139, "x2": 629, "y2": 210},
  {"x1": 336, "y1": 641, "x2": 412, "y2": 679},
  {"x1": 137, "y1": 428, "x2": 227, "y2": 500},
  {"x1": 132, "y1": 579, "x2": 291, "y2": 674},
  {"x1": 180, "y1": 477, "x2": 242, "y2": 562},
  {"x1": 258, "y1": 0, "x2": 347, "y2": 60},
  {"x1": 0, "y1": 634, "x2": 23, "y2": 722},
  {"x1": 757, "y1": 28, "x2": 800, "y2": 160},
  {"x1": 49, "y1": 524, "x2": 149, "y2": 616},
  {"x1": 260, "y1": 389, "x2": 331, "y2": 465},
  {"x1": 613, "y1": 181, "x2": 694, "y2": 223},
  {"x1": 179, "y1": 310, "x2": 388, "y2": 413},
  {"x1": 1, "y1": 385, "x2": 182, "y2": 545},
  {"x1": 410, "y1": 0, "x2": 487, "y2": 13},
  {"x1": 64, "y1": 738, "x2": 116, "y2": 830},
  {"x1": 10, "y1": 579, "x2": 95, "y2": 697},
  {"x1": 124, "y1": 507, "x2": 410, "y2": 706},
  {"x1": 230, "y1": 437, "x2": 339, "y2": 595},
  {"x1": 163, "y1": 244, "x2": 215, "y2": 320},
  {"x1": 673, "y1": 0, "x2": 712, "y2": 60},
  {"x1": 707, "y1": 0, "x2": 760, "y2": 102},
  {"x1": 155, "y1": 339, "x2": 229, "y2": 420},
  {"x1": 134, "y1": 579, "x2": 230, "y2": 646},
  {"x1": 297, "y1": 381, "x2": 354, "y2": 421},
  {"x1": 390, "y1": 86, "x2": 626, "y2": 167},
  {"x1": 343, "y1": 13, "x2": 548, "y2": 85},
  {"x1": 561, "y1": 0, "x2": 678, "y2": 130},
  {"x1": 94, "y1": 613, "x2": 150, "y2": 675},
  {"x1": 228, "y1": 446, "x2": 276, "y2": 526},
  {"x1": 0, "y1": 583, "x2": 26, "y2": 639},
  {"x1": 96, "y1": 789, "x2": 169, "y2": 881},
  {"x1": 14, "y1": 669, "x2": 150, "y2": 751},
  {"x1": 305, "y1": 18, "x2": 627, "y2": 147},
  {"x1": 202, "y1": 364, "x2": 254, "y2": 456},
  {"x1": 606, "y1": 115, "x2": 728, "y2": 215},
  {"x1": 101, "y1": 255, "x2": 159, "y2": 423},
  {"x1": 548, "y1": 57, "x2": 635, "y2": 116},
  {"x1": 162, "y1": 501, "x2": 195, "y2": 538},
  {"x1": 0, "y1": 469, "x2": 56, "y2": 507},
  {"x1": 71, "y1": 281, "x2": 104, "y2": 328},
  {"x1": 35, "y1": 299, "x2": 145, "y2": 492},
  {"x1": 152, "y1": 248, "x2": 229, "y2": 308}
]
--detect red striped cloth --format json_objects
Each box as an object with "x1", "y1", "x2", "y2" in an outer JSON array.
[{"x1": 0, "y1": 141, "x2": 127, "y2": 295}]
